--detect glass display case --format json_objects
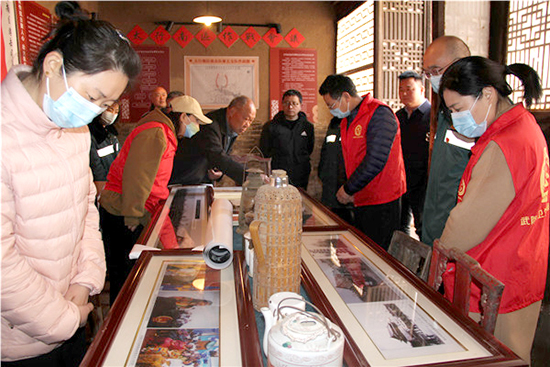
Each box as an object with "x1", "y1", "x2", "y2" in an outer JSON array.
[
  {"x1": 82, "y1": 250, "x2": 261, "y2": 367},
  {"x1": 86, "y1": 186, "x2": 527, "y2": 367}
]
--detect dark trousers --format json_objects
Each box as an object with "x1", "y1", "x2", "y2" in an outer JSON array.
[
  {"x1": 400, "y1": 163, "x2": 427, "y2": 238},
  {"x1": 99, "y1": 207, "x2": 143, "y2": 305},
  {"x1": 354, "y1": 197, "x2": 401, "y2": 251},
  {"x1": 330, "y1": 207, "x2": 354, "y2": 226},
  {"x1": 2, "y1": 327, "x2": 86, "y2": 367}
]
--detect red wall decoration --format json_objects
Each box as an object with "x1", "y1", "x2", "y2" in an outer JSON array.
[
  {"x1": 284, "y1": 28, "x2": 305, "y2": 48},
  {"x1": 263, "y1": 28, "x2": 283, "y2": 48},
  {"x1": 172, "y1": 26, "x2": 193, "y2": 48},
  {"x1": 218, "y1": 26, "x2": 239, "y2": 48},
  {"x1": 119, "y1": 45, "x2": 170, "y2": 123},
  {"x1": 15, "y1": 1, "x2": 51, "y2": 66},
  {"x1": 127, "y1": 25, "x2": 148, "y2": 45},
  {"x1": 196, "y1": 27, "x2": 216, "y2": 48},
  {"x1": 269, "y1": 48, "x2": 318, "y2": 123},
  {"x1": 125, "y1": 24, "x2": 306, "y2": 49},
  {"x1": 149, "y1": 25, "x2": 171, "y2": 46},
  {"x1": 240, "y1": 27, "x2": 261, "y2": 48}
]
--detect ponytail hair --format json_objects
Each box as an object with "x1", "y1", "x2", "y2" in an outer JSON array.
[
  {"x1": 506, "y1": 63, "x2": 542, "y2": 107},
  {"x1": 439, "y1": 56, "x2": 542, "y2": 107},
  {"x1": 32, "y1": 1, "x2": 141, "y2": 87}
]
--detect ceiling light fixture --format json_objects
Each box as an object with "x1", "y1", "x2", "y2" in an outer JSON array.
[{"x1": 193, "y1": 15, "x2": 222, "y2": 27}]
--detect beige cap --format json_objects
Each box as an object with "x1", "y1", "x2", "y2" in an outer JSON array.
[{"x1": 170, "y1": 95, "x2": 212, "y2": 125}]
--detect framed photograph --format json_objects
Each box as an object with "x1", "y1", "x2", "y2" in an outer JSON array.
[
  {"x1": 184, "y1": 56, "x2": 260, "y2": 110},
  {"x1": 300, "y1": 230, "x2": 526, "y2": 367},
  {"x1": 82, "y1": 250, "x2": 261, "y2": 367}
]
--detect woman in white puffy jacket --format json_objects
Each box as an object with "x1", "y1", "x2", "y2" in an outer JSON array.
[{"x1": 1, "y1": 2, "x2": 140, "y2": 366}]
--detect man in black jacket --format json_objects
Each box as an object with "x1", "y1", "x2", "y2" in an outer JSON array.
[
  {"x1": 260, "y1": 90, "x2": 314, "y2": 189},
  {"x1": 395, "y1": 71, "x2": 430, "y2": 238},
  {"x1": 170, "y1": 95, "x2": 256, "y2": 185}
]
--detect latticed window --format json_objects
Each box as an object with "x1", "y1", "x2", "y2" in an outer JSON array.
[
  {"x1": 507, "y1": 0, "x2": 550, "y2": 110},
  {"x1": 336, "y1": 1, "x2": 375, "y2": 96},
  {"x1": 336, "y1": 1, "x2": 429, "y2": 109}
]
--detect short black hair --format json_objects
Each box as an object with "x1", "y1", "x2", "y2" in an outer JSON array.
[
  {"x1": 319, "y1": 74, "x2": 358, "y2": 99},
  {"x1": 282, "y1": 89, "x2": 302, "y2": 103},
  {"x1": 167, "y1": 90, "x2": 185, "y2": 101},
  {"x1": 398, "y1": 71, "x2": 422, "y2": 81}
]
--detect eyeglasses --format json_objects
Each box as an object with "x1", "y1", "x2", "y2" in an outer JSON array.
[
  {"x1": 282, "y1": 101, "x2": 300, "y2": 107},
  {"x1": 422, "y1": 59, "x2": 458, "y2": 78},
  {"x1": 328, "y1": 97, "x2": 341, "y2": 109}
]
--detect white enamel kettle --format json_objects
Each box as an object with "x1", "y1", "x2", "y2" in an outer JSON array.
[
  {"x1": 260, "y1": 292, "x2": 306, "y2": 355},
  {"x1": 265, "y1": 296, "x2": 345, "y2": 367}
]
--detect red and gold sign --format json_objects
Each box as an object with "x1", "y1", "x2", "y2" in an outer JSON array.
[
  {"x1": 263, "y1": 27, "x2": 283, "y2": 48},
  {"x1": 218, "y1": 26, "x2": 239, "y2": 48},
  {"x1": 127, "y1": 25, "x2": 148, "y2": 45},
  {"x1": 285, "y1": 28, "x2": 305, "y2": 48},
  {"x1": 149, "y1": 25, "x2": 171, "y2": 46},
  {"x1": 196, "y1": 27, "x2": 216, "y2": 48},
  {"x1": 241, "y1": 26, "x2": 261, "y2": 48},
  {"x1": 173, "y1": 26, "x2": 194, "y2": 48}
]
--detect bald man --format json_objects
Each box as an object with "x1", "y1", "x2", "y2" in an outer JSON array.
[
  {"x1": 149, "y1": 86, "x2": 168, "y2": 111},
  {"x1": 421, "y1": 36, "x2": 472, "y2": 247}
]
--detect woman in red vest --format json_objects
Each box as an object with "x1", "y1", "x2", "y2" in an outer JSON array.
[{"x1": 438, "y1": 56, "x2": 548, "y2": 363}]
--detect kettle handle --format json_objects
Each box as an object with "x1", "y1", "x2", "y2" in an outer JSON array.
[
  {"x1": 277, "y1": 301, "x2": 341, "y2": 342},
  {"x1": 249, "y1": 220, "x2": 266, "y2": 269}
]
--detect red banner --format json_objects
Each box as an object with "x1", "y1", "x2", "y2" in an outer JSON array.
[
  {"x1": 269, "y1": 48, "x2": 318, "y2": 123},
  {"x1": 15, "y1": 1, "x2": 51, "y2": 66},
  {"x1": 119, "y1": 45, "x2": 170, "y2": 123}
]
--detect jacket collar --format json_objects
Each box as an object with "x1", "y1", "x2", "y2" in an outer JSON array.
[
  {"x1": 138, "y1": 108, "x2": 176, "y2": 135},
  {"x1": 2, "y1": 65, "x2": 60, "y2": 135}
]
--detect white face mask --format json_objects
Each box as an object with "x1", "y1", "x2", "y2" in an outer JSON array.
[
  {"x1": 450, "y1": 94, "x2": 492, "y2": 138},
  {"x1": 42, "y1": 62, "x2": 105, "y2": 128},
  {"x1": 101, "y1": 111, "x2": 118, "y2": 126},
  {"x1": 429, "y1": 74, "x2": 442, "y2": 93}
]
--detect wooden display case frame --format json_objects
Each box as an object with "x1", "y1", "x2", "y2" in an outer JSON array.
[
  {"x1": 299, "y1": 229, "x2": 527, "y2": 367},
  {"x1": 82, "y1": 250, "x2": 261, "y2": 367}
]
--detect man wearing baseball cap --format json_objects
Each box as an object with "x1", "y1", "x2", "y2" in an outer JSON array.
[
  {"x1": 169, "y1": 95, "x2": 212, "y2": 139},
  {"x1": 99, "y1": 95, "x2": 210, "y2": 304},
  {"x1": 170, "y1": 95, "x2": 256, "y2": 185}
]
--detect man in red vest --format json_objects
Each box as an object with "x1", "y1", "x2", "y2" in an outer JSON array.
[{"x1": 319, "y1": 75, "x2": 406, "y2": 250}]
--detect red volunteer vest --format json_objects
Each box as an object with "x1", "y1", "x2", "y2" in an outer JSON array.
[
  {"x1": 443, "y1": 104, "x2": 549, "y2": 313},
  {"x1": 105, "y1": 121, "x2": 177, "y2": 214},
  {"x1": 340, "y1": 94, "x2": 406, "y2": 206}
]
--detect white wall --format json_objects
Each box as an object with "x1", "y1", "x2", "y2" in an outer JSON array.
[{"x1": 444, "y1": 1, "x2": 490, "y2": 57}]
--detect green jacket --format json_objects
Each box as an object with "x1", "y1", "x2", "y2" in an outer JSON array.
[{"x1": 421, "y1": 111, "x2": 472, "y2": 246}]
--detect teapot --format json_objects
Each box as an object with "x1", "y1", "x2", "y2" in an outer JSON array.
[
  {"x1": 267, "y1": 305, "x2": 344, "y2": 367},
  {"x1": 260, "y1": 292, "x2": 306, "y2": 356}
]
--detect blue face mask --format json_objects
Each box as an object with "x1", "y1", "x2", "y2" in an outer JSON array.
[
  {"x1": 43, "y1": 64, "x2": 105, "y2": 128},
  {"x1": 429, "y1": 74, "x2": 442, "y2": 93},
  {"x1": 451, "y1": 94, "x2": 491, "y2": 138},
  {"x1": 329, "y1": 97, "x2": 350, "y2": 119},
  {"x1": 183, "y1": 118, "x2": 200, "y2": 138}
]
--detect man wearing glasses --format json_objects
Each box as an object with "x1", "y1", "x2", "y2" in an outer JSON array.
[
  {"x1": 421, "y1": 35, "x2": 473, "y2": 247},
  {"x1": 319, "y1": 75, "x2": 406, "y2": 250},
  {"x1": 260, "y1": 89, "x2": 314, "y2": 189}
]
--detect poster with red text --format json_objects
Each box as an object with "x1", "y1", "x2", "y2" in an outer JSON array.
[
  {"x1": 269, "y1": 48, "x2": 318, "y2": 123},
  {"x1": 119, "y1": 45, "x2": 170, "y2": 123},
  {"x1": 15, "y1": 1, "x2": 51, "y2": 66}
]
